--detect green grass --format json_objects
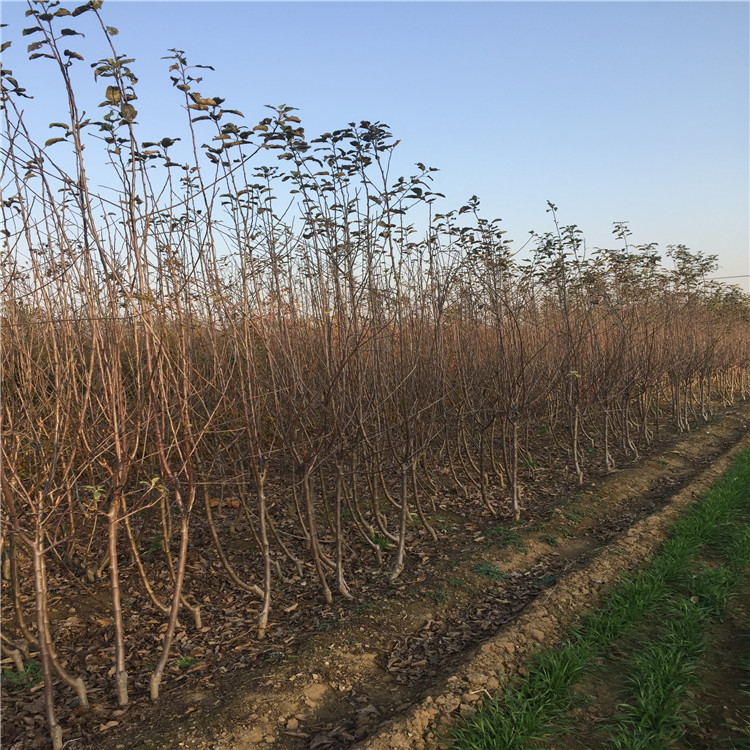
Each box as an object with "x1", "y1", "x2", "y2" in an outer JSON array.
[
  {"x1": 603, "y1": 598, "x2": 708, "y2": 749},
  {"x1": 739, "y1": 625, "x2": 750, "y2": 741},
  {"x1": 599, "y1": 544, "x2": 749, "y2": 749},
  {"x1": 450, "y1": 448, "x2": 750, "y2": 750}
]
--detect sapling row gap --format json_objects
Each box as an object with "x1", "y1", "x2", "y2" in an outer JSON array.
[{"x1": 2, "y1": 2, "x2": 750, "y2": 748}]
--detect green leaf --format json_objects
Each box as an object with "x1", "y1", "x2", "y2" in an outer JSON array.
[
  {"x1": 54, "y1": 8, "x2": 72, "y2": 16},
  {"x1": 60, "y1": 28, "x2": 83, "y2": 37},
  {"x1": 1, "y1": 41, "x2": 12, "y2": 52},
  {"x1": 22, "y1": 27, "x2": 43, "y2": 36},
  {"x1": 44, "y1": 137, "x2": 66, "y2": 147}
]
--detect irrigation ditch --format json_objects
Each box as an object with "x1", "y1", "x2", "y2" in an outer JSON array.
[{"x1": 33, "y1": 400, "x2": 746, "y2": 750}]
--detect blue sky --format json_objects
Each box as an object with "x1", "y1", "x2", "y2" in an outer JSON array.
[{"x1": 2, "y1": 0, "x2": 748, "y2": 289}]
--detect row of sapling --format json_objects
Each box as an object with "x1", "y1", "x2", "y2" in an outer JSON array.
[{"x1": 2, "y1": 2, "x2": 750, "y2": 748}]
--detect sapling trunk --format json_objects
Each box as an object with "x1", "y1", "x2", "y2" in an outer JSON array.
[
  {"x1": 150, "y1": 498, "x2": 191, "y2": 701},
  {"x1": 390, "y1": 465, "x2": 409, "y2": 582},
  {"x1": 108, "y1": 488, "x2": 128, "y2": 706},
  {"x1": 334, "y1": 462, "x2": 353, "y2": 599},
  {"x1": 301, "y1": 465, "x2": 332, "y2": 604},
  {"x1": 510, "y1": 419, "x2": 521, "y2": 522},
  {"x1": 256, "y1": 467, "x2": 273, "y2": 637},
  {"x1": 33, "y1": 538, "x2": 63, "y2": 750}
]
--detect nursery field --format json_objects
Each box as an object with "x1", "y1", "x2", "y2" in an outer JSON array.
[
  {"x1": 3, "y1": 3, "x2": 750, "y2": 750},
  {"x1": 3, "y1": 403, "x2": 749, "y2": 750}
]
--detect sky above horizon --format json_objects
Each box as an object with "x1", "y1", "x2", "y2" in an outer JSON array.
[{"x1": 2, "y1": 0, "x2": 749, "y2": 290}]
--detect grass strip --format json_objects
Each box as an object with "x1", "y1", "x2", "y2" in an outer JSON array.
[
  {"x1": 449, "y1": 448, "x2": 750, "y2": 750},
  {"x1": 602, "y1": 510, "x2": 750, "y2": 747},
  {"x1": 739, "y1": 620, "x2": 750, "y2": 743}
]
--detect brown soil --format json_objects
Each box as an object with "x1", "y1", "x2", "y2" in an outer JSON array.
[{"x1": 3, "y1": 403, "x2": 750, "y2": 750}]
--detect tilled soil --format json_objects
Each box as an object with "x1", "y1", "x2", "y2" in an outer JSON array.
[{"x1": 3, "y1": 404, "x2": 750, "y2": 750}]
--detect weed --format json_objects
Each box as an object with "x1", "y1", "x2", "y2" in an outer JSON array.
[
  {"x1": 539, "y1": 533, "x2": 559, "y2": 547},
  {"x1": 370, "y1": 533, "x2": 389, "y2": 551},
  {"x1": 448, "y1": 577, "x2": 466, "y2": 587},
  {"x1": 472, "y1": 562, "x2": 508, "y2": 580},
  {"x1": 524, "y1": 524, "x2": 546, "y2": 533},
  {"x1": 142, "y1": 534, "x2": 163, "y2": 556},
  {"x1": 562, "y1": 509, "x2": 583, "y2": 523},
  {"x1": 421, "y1": 588, "x2": 449, "y2": 604},
  {"x1": 522, "y1": 456, "x2": 541, "y2": 470},
  {"x1": 1, "y1": 659, "x2": 42, "y2": 690},
  {"x1": 488, "y1": 526, "x2": 526, "y2": 551},
  {"x1": 316, "y1": 615, "x2": 339, "y2": 632},
  {"x1": 175, "y1": 655, "x2": 198, "y2": 670}
]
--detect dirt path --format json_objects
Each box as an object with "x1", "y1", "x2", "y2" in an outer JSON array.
[{"x1": 6, "y1": 404, "x2": 750, "y2": 750}]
